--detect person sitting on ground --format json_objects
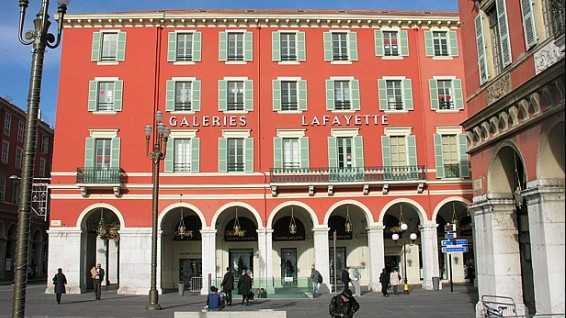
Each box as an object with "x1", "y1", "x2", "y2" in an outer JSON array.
[
  {"x1": 329, "y1": 288, "x2": 360, "y2": 318},
  {"x1": 207, "y1": 286, "x2": 223, "y2": 311}
]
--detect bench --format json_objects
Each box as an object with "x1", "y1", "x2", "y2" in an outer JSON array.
[{"x1": 175, "y1": 311, "x2": 287, "y2": 318}]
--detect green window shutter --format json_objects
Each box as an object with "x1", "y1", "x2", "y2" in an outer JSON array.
[
  {"x1": 407, "y1": 135, "x2": 417, "y2": 167},
  {"x1": 381, "y1": 136, "x2": 391, "y2": 167},
  {"x1": 496, "y1": 0, "x2": 512, "y2": 67},
  {"x1": 297, "y1": 32, "x2": 306, "y2": 61},
  {"x1": 351, "y1": 79, "x2": 360, "y2": 111},
  {"x1": 218, "y1": 138, "x2": 227, "y2": 172},
  {"x1": 403, "y1": 79, "x2": 413, "y2": 111},
  {"x1": 378, "y1": 79, "x2": 387, "y2": 111},
  {"x1": 375, "y1": 30, "x2": 384, "y2": 56},
  {"x1": 91, "y1": 32, "x2": 101, "y2": 62},
  {"x1": 354, "y1": 136, "x2": 364, "y2": 168},
  {"x1": 218, "y1": 80, "x2": 227, "y2": 111},
  {"x1": 453, "y1": 79, "x2": 464, "y2": 110},
  {"x1": 400, "y1": 31, "x2": 409, "y2": 56},
  {"x1": 429, "y1": 79, "x2": 439, "y2": 110},
  {"x1": 272, "y1": 80, "x2": 281, "y2": 112},
  {"x1": 245, "y1": 138, "x2": 254, "y2": 173},
  {"x1": 88, "y1": 80, "x2": 98, "y2": 112},
  {"x1": 219, "y1": 32, "x2": 227, "y2": 61},
  {"x1": 298, "y1": 80, "x2": 308, "y2": 111},
  {"x1": 245, "y1": 80, "x2": 253, "y2": 111},
  {"x1": 348, "y1": 32, "x2": 358, "y2": 61},
  {"x1": 328, "y1": 137, "x2": 337, "y2": 168},
  {"x1": 326, "y1": 80, "x2": 335, "y2": 111},
  {"x1": 273, "y1": 137, "x2": 283, "y2": 169},
  {"x1": 166, "y1": 80, "x2": 175, "y2": 112},
  {"x1": 475, "y1": 14, "x2": 489, "y2": 85},
  {"x1": 168, "y1": 32, "x2": 177, "y2": 62},
  {"x1": 300, "y1": 137, "x2": 309, "y2": 169},
  {"x1": 449, "y1": 31, "x2": 459, "y2": 56},
  {"x1": 110, "y1": 137, "x2": 121, "y2": 168},
  {"x1": 117, "y1": 32, "x2": 127, "y2": 61},
  {"x1": 244, "y1": 32, "x2": 253, "y2": 61},
  {"x1": 434, "y1": 134, "x2": 445, "y2": 178},
  {"x1": 193, "y1": 32, "x2": 202, "y2": 62},
  {"x1": 458, "y1": 134, "x2": 470, "y2": 178},
  {"x1": 84, "y1": 137, "x2": 95, "y2": 167},
  {"x1": 191, "y1": 137, "x2": 200, "y2": 173},
  {"x1": 424, "y1": 31, "x2": 434, "y2": 56},
  {"x1": 520, "y1": 0, "x2": 537, "y2": 49},
  {"x1": 192, "y1": 80, "x2": 201, "y2": 112},
  {"x1": 272, "y1": 31, "x2": 281, "y2": 61},
  {"x1": 113, "y1": 80, "x2": 123, "y2": 112},
  {"x1": 323, "y1": 32, "x2": 332, "y2": 61},
  {"x1": 164, "y1": 138, "x2": 174, "y2": 173}
]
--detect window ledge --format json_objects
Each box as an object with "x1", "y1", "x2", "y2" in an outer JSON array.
[
  {"x1": 276, "y1": 110, "x2": 304, "y2": 114},
  {"x1": 383, "y1": 110, "x2": 409, "y2": 113},
  {"x1": 278, "y1": 61, "x2": 300, "y2": 65},
  {"x1": 170, "y1": 111, "x2": 197, "y2": 115},
  {"x1": 224, "y1": 61, "x2": 248, "y2": 65},
  {"x1": 381, "y1": 56, "x2": 404, "y2": 60},
  {"x1": 330, "y1": 60, "x2": 353, "y2": 64},
  {"x1": 432, "y1": 56, "x2": 454, "y2": 60},
  {"x1": 96, "y1": 61, "x2": 119, "y2": 65},
  {"x1": 434, "y1": 109, "x2": 461, "y2": 113},
  {"x1": 222, "y1": 110, "x2": 249, "y2": 114},
  {"x1": 173, "y1": 61, "x2": 196, "y2": 65},
  {"x1": 91, "y1": 111, "x2": 118, "y2": 115},
  {"x1": 330, "y1": 109, "x2": 357, "y2": 113}
]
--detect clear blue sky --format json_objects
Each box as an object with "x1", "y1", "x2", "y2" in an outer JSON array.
[{"x1": 0, "y1": 0, "x2": 457, "y2": 127}]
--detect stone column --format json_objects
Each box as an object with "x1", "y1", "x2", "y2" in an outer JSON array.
[
  {"x1": 367, "y1": 223, "x2": 385, "y2": 292},
  {"x1": 200, "y1": 229, "x2": 217, "y2": 295},
  {"x1": 45, "y1": 228, "x2": 82, "y2": 294},
  {"x1": 313, "y1": 226, "x2": 330, "y2": 293},
  {"x1": 420, "y1": 222, "x2": 439, "y2": 290},
  {"x1": 108, "y1": 239, "x2": 119, "y2": 287},
  {"x1": 117, "y1": 228, "x2": 151, "y2": 295},
  {"x1": 523, "y1": 179, "x2": 565, "y2": 316},
  {"x1": 257, "y1": 228, "x2": 274, "y2": 294},
  {"x1": 0, "y1": 238, "x2": 7, "y2": 281},
  {"x1": 470, "y1": 195, "x2": 528, "y2": 317}
]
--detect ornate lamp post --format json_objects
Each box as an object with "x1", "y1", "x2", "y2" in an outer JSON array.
[
  {"x1": 392, "y1": 229, "x2": 417, "y2": 295},
  {"x1": 144, "y1": 110, "x2": 170, "y2": 310},
  {"x1": 13, "y1": 1, "x2": 68, "y2": 317}
]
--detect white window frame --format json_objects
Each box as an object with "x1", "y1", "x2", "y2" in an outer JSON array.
[
  {"x1": 3, "y1": 112, "x2": 11, "y2": 136},
  {"x1": 329, "y1": 76, "x2": 355, "y2": 113},
  {"x1": 384, "y1": 127, "x2": 412, "y2": 166},
  {"x1": 278, "y1": 30, "x2": 301, "y2": 65},
  {"x1": 382, "y1": 76, "x2": 408, "y2": 113},
  {"x1": 93, "y1": 77, "x2": 120, "y2": 114},
  {"x1": 430, "y1": 27, "x2": 454, "y2": 60},
  {"x1": 436, "y1": 127, "x2": 464, "y2": 178},
  {"x1": 277, "y1": 76, "x2": 302, "y2": 113},
  {"x1": 276, "y1": 129, "x2": 306, "y2": 138},
  {"x1": 17, "y1": 121, "x2": 24, "y2": 143},
  {"x1": 97, "y1": 29, "x2": 121, "y2": 65},
  {"x1": 330, "y1": 129, "x2": 358, "y2": 169},
  {"x1": 89, "y1": 129, "x2": 119, "y2": 139},
  {"x1": 173, "y1": 30, "x2": 197, "y2": 65},
  {"x1": 1, "y1": 140, "x2": 9, "y2": 164},
  {"x1": 223, "y1": 76, "x2": 249, "y2": 114},
  {"x1": 329, "y1": 30, "x2": 353, "y2": 64},
  {"x1": 171, "y1": 77, "x2": 197, "y2": 114},
  {"x1": 225, "y1": 29, "x2": 247, "y2": 65},
  {"x1": 432, "y1": 75, "x2": 459, "y2": 113},
  {"x1": 380, "y1": 26, "x2": 404, "y2": 60}
]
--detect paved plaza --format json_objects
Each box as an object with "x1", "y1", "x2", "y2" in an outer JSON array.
[{"x1": 0, "y1": 283, "x2": 477, "y2": 318}]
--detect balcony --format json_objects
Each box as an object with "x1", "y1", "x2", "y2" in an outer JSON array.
[{"x1": 76, "y1": 167, "x2": 124, "y2": 197}]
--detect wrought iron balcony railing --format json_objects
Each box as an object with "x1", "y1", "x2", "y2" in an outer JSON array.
[
  {"x1": 443, "y1": 163, "x2": 461, "y2": 178},
  {"x1": 76, "y1": 167, "x2": 124, "y2": 184},
  {"x1": 270, "y1": 165, "x2": 426, "y2": 184}
]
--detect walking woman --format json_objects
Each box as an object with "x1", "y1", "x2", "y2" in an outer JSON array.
[{"x1": 52, "y1": 268, "x2": 67, "y2": 304}]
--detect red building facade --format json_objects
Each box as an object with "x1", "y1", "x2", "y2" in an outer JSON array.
[
  {"x1": 48, "y1": 10, "x2": 472, "y2": 296},
  {"x1": 459, "y1": 0, "x2": 564, "y2": 316}
]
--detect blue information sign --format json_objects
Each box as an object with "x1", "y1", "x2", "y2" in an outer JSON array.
[
  {"x1": 442, "y1": 245, "x2": 469, "y2": 253},
  {"x1": 441, "y1": 239, "x2": 469, "y2": 247}
]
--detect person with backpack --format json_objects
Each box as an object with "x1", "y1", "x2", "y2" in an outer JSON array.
[
  {"x1": 379, "y1": 268, "x2": 390, "y2": 297},
  {"x1": 329, "y1": 288, "x2": 360, "y2": 318},
  {"x1": 310, "y1": 266, "x2": 323, "y2": 298}
]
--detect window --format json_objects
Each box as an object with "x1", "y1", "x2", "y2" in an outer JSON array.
[
  {"x1": 175, "y1": 81, "x2": 192, "y2": 111},
  {"x1": 334, "y1": 81, "x2": 351, "y2": 110},
  {"x1": 280, "y1": 33, "x2": 297, "y2": 61},
  {"x1": 332, "y1": 32, "x2": 349, "y2": 61},
  {"x1": 487, "y1": 6, "x2": 504, "y2": 75},
  {"x1": 41, "y1": 136, "x2": 50, "y2": 154},
  {"x1": 227, "y1": 32, "x2": 244, "y2": 61},
  {"x1": 1, "y1": 141, "x2": 9, "y2": 164},
  {"x1": 441, "y1": 135, "x2": 459, "y2": 178},
  {"x1": 336, "y1": 137, "x2": 354, "y2": 168},
  {"x1": 97, "y1": 81, "x2": 116, "y2": 112},
  {"x1": 176, "y1": 33, "x2": 193, "y2": 61},
  {"x1": 3, "y1": 112, "x2": 11, "y2": 136},
  {"x1": 0, "y1": 175, "x2": 5, "y2": 201},
  {"x1": 174, "y1": 138, "x2": 192, "y2": 172},
  {"x1": 227, "y1": 138, "x2": 245, "y2": 172},
  {"x1": 15, "y1": 148, "x2": 22, "y2": 170},
  {"x1": 94, "y1": 138, "x2": 112, "y2": 168},
  {"x1": 390, "y1": 136, "x2": 407, "y2": 166},
  {"x1": 433, "y1": 31, "x2": 450, "y2": 56},
  {"x1": 17, "y1": 121, "x2": 24, "y2": 143},
  {"x1": 437, "y1": 80, "x2": 454, "y2": 110},
  {"x1": 100, "y1": 32, "x2": 118, "y2": 61},
  {"x1": 386, "y1": 80, "x2": 404, "y2": 110},
  {"x1": 11, "y1": 178, "x2": 19, "y2": 204},
  {"x1": 383, "y1": 31, "x2": 400, "y2": 56},
  {"x1": 227, "y1": 81, "x2": 245, "y2": 111},
  {"x1": 282, "y1": 138, "x2": 300, "y2": 169},
  {"x1": 281, "y1": 81, "x2": 298, "y2": 111},
  {"x1": 39, "y1": 158, "x2": 47, "y2": 177},
  {"x1": 546, "y1": 0, "x2": 565, "y2": 37},
  {"x1": 89, "y1": 79, "x2": 123, "y2": 113}
]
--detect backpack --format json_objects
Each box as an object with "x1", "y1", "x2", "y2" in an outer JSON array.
[{"x1": 318, "y1": 273, "x2": 323, "y2": 284}]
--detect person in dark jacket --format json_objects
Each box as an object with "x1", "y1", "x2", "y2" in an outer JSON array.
[
  {"x1": 237, "y1": 271, "x2": 253, "y2": 306},
  {"x1": 379, "y1": 268, "x2": 390, "y2": 297},
  {"x1": 207, "y1": 286, "x2": 223, "y2": 311},
  {"x1": 329, "y1": 288, "x2": 360, "y2": 318},
  {"x1": 221, "y1": 267, "x2": 234, "y2": 306},
  {"x1": 341, "y1": 268, "x2": 351, "y2": 290},
  {"x1": 52, "y1": 268, "x2": 67, "y2": 304}
]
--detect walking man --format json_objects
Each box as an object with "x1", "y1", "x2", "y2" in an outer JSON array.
[
  {"x1": 389, "y1": 268, "x2": 401, "y2": 295},
  {"x1": 329, "y1": 288, "x2": 360, "y2": 318},
  {"x1": 52, "y1": 268, "x2": 67, "y2": 304},
  {"x1": 310, "y1": 266, "x2": 323, "y2": 298},
  {"x1": 341, "y1": 267, "x2": 351, "y2": 291},
  {"x1": 90, "y1": 264, "x2": 105, "y2": 300},
  {"x1": 379, "y1": 268, "x2": 390, "y2": 297},
  {"x1": 221, "y1": 267, "x2": 234, "y2": 306},
  {"x1": 238, "y1": 270, "x2": 253, "y2": 306}
]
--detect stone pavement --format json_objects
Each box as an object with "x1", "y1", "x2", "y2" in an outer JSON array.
[{"x1": 0, "y1": 283, "x2": 477, "y2": 318}]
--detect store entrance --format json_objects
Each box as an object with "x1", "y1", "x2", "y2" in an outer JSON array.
[
  {"x1": 280, "y1": 248, "x2": 298, "y2": 287},
  {"x1": 179, "y1": 258, "x2": 202, "y2": 293},
  {"x1": 229, "y1": 249, "x2": 254, "y2": 275},
  {"x1": 329, "y1": 247, "x2": 347, "y2": 290}
]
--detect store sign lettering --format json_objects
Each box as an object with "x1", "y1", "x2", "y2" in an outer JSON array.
[
  {"x1": 301, "y1": 114, "x2": 389, "y2": 126},
  {"x1": 169, "y1": 115, "x2": 247, "y2": 128}
]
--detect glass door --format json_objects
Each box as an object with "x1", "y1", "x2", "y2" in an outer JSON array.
[
  {"x1": 329, "y1": 247, "x2": 347, "y2": 290},
  {"x1": 280, "y1": 248, "x2": 298, "y2": 287}
]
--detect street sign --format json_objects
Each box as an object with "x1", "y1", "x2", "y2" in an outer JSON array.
[
  {"x1": 442, "y1": 245, "x2": 469, "y2": 253},
  {"x1": 445, "y1": 232, "x2": 457, "y2": 240},
  {"x1": 441, "y1": 239, "x2": 469, "y2": 247}
]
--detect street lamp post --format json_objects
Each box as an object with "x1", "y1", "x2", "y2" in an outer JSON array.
[
  {"x1": 13, "y1": 1, "x2": 68, "y2": 318},
  {"x1": 144, "y1": 111, "x2": 170, "y2": 310},
  {"x1": 392, "y1": 230, "x2": 417, "y2": 295}
]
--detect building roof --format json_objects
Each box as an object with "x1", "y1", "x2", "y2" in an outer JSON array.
[{"x1": 0, "y1": 97, "x2": 53, "y2": 132}]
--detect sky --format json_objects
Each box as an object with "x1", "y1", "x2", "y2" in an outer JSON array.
[{"x1": 0, "y1": 0, "x2": 457, "y2": 127}]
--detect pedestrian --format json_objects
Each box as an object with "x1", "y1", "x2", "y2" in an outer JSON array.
[
  {"x1": 238, "y1": 270, "x2": 253, "y2": 306},
  {"x1": 341, "y1": 267, "x2": 351, "y2": 290},
  {"x1": 389, "y1": 268, "x2": 401, "y2": 295},
  {"x1": 310, "y1": 266, "x2": 323, "y2": 298},
  {"x1": 221, "y1": 267, "x2": 234, "y2": 306},
  {"x1": 351, "y1": 267, "x2": 361, "y2": 297},
  {"x1": 329, "y1": 287, "x2": 360, "y2": 318},
  {"x1": 379, "y1": 268, "x2": 390, "y2": 297},
  {"x1": 207, "y1": 286, "x2": 223, "y2": 311},
  {"x1": 90, "y1": 263, "x2": 105, "y2": 300},
  {"x1": 52, "y1": 268, "x2": 67, "y2": 304}
]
